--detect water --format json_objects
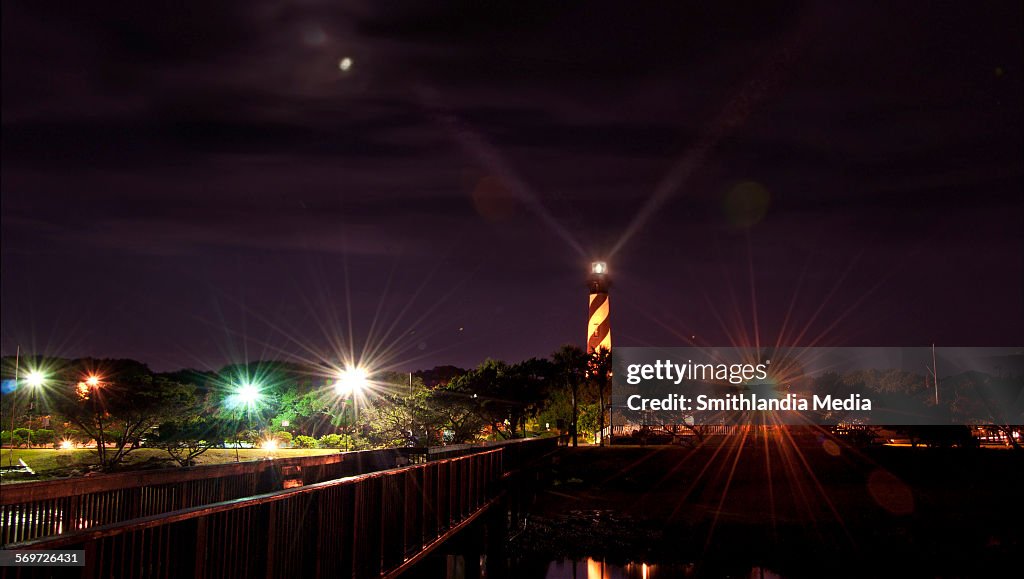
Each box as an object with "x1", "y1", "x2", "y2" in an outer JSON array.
[
  {"x1": 425, "y1": 554, "x2": 783, "y2": 579},
  {"x1": 538, "y1": 558, "x2": 781, "y2": 579}
]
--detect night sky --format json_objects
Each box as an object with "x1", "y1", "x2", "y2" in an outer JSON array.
[{"x1": 2, "y1": 1, "x2": 1021, "y2": 372}]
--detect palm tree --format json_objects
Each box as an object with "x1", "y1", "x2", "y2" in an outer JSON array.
[
  {"x1": 552, "y1": 345, "x2": 588, "y2": 447},
  {"x1": 589, "y1": 347, "x2": 612, "y2": 446}
]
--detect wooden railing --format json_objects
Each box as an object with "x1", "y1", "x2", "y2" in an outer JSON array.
[
  {"x1": 0, "y1": 450, "x2": 401, "y2": 546},
  {"x1": 1, "y1": 447, "x2": 527, "y2": 579},
  {"x1": 402, "y1": 435, "x2": 563, "y2": 463}
]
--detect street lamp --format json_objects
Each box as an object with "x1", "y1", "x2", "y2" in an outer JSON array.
[
  {"x1": 226, "y1": 381, "x2": 264, "y2": 463},
  {"x1": 21, "y1": 370, "x2": 47, "y2": 449},
  {"x1": 78, "y1": 374, "x2": 104, "y2": 397},
  {"x1": 8, "y1": 368, "x2": 45, "y2": 465},
  {"x1": 334, "y1": 367, "x2": 368, "y2": 397},
  {"x1": 6, "y1": 369, "x2": 101, "y2": 465},
  {"x1": 230, "y1": 383, "x2": 263, "y2": 462},
  {"x1": 236, "y1": 383, "x2": 261, "y2": 407},
  {"x1": 334, "y1": 366, "x2": 368, "y2": 433}
]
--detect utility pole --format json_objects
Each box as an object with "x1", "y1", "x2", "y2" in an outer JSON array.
[
  {"x1": 932, "y1": 343, "x2": 939, "y2": 406},
  {"x1": 7, "y1": 346, "x2": 19, "y2": 467}
]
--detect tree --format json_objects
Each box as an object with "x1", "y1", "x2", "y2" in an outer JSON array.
[
  {"x1": 294, "y1": 435, "x2": 318, "y2": 448},
  {"x1": 551, "y1": 345, "x2": 589, "y2": 447},
  {"x1": 1, "y1": 431, "x2": 23, "y2": 448},
  {"x1": 47, "y1": 359, "x2": 197, "y2": 471},
  {"x1": 944, "y1": 371, "x2": 1023, "y2": 450},
  {"x1": 13, "y1": 428, "x2": 32, "y2": 447},
  {"x1": 447, "y1": 359, "x2": 553, "y2": 439},
  {"x1": 589, "y1": 348, "x2": 612, "y2": 445},
  {"x1": 150, "y1": 416, "x2": 228, "y2": 466},
  {"x1": 361, "y1": 374, "x2": 443, "y2": 447},
  {"x1": 414, "y1": 366, "x2": 466, "y2": 388},
  {"x1": 318, "y1": 433, "x2": 352, "y2": 449},
  {"x1": 577, "y1": 401, "x2": 601, "y2": 442},
  {"x1": 269, "y1": 388, "x2": 357, "y2": 439},
  {"x1": 32, "y1": 429, "x2": 55, "y2": 447},
  {"x1": 150, "y1": 385, "x2": 233, "y2": 466},
  {"x1": 427, "y1": 387, "x2": 487, "y2": 444},
  {"x1": 273, "y1": 430, "x2": 293, "y2": 447},
  {"x1": 238, "y1": 429, "x2": 260, "y2": 446}
]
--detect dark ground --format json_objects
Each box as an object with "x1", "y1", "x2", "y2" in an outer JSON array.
[{"x1": 507, "y1": 434, "x2": 1023, "y2": 577}]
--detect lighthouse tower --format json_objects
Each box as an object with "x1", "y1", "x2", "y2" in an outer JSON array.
[{"x1": 587, "y1": 262, "x2": 611, "y2": 354}]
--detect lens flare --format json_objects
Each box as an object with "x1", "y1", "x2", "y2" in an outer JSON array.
[{"x1": 335, "y1": 367, "x2": 368, "y2": 396}]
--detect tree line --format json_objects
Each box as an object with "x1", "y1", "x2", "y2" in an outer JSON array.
[{"x1": 0, "y1": 345, "x2": 611, "y2": 471}]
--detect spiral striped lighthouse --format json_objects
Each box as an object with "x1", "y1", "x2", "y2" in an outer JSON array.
[{"x1": 587, "y1": 262, "x2": 611, "y2": 353}]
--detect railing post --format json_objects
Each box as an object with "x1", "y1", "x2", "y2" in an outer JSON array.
[
  {"x1": 381, "y1": 472, "x2": 404, "y2": 572},
  {"x1": 193, "y1": 517, "x2": 208, "y2": 578},
  {"x1": 265, "y1": 502, "x2": 277, "y2": 579},
  {"x1": 404, "y1": 468, "x2": 423, "y2": 557},
  {"x1": 353, "y1": 476, "x2": 383, "y2": 577},
  {"x1": 423, "y1": 462, "x2": 438, "y2": 542}
]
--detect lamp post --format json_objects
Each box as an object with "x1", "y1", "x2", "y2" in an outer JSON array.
[
  {"x1": 6, "y1": 368, "x2": 98, "y2": 464},
  {"x1": 5, "y1": 347, "x2": 19, "y2": 467},
  {"x1": 75, "y1": 374, "x2": 106, "y2": 462},
  {"x1": 334, "y1": 367, "x2": 368, "y2": 450},
  {"x1": 21, "y1": 370, "x2": 46, "y2": 450},
  {"x1": 334, "y1": 366, "x2": 368, "y2": 420},
  {"x1": 231, "y1": 383, "x2": 263, "y2": 462}
]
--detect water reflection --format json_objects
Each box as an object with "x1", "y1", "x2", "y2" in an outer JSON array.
[{"x1": 541, "y1": 558, "x2": 782, "y2": 579}]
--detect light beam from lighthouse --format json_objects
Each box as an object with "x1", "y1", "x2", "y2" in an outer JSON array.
[{"x1": 587, "y1": 262, "x2": 611, "y2": 354}]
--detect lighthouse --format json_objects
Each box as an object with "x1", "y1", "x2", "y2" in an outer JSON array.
[{"x1": 587, "y1": 262, "x2": 611, "y2": 354}]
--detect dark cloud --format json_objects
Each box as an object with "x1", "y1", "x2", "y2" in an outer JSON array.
[{"x1": 2, "y1": 1, "x2": 1021, "y2": 370}]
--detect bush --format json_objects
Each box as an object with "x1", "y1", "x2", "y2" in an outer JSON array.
[
  {"x1": 273, "y1": 431, "x2": 293, "y2": 447},
  {"x1": 13, "y1": 428, "x2": 32, "y2": 447},
  {"x1": 32, "y1": 429, "x2": 56, "y2": 446},
  {"x1": 1, "y1": 430, "x2": 24, "y2": 448},
  {"x1": 318, "y1": 434, "x2": 345, "y2": 449},
  {"x1": 294, "y1": 435, "x2": 318, "y2": 449},
  {"x1": 239, "y1": 429, "x2": 260, "y2": 446}
]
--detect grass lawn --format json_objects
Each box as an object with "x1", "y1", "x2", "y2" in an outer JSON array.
[{"x1": 0, "y1": 447, "x2": 338, "y2": 479}]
